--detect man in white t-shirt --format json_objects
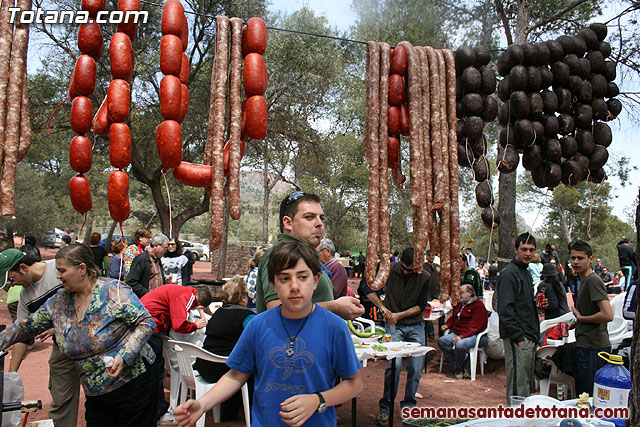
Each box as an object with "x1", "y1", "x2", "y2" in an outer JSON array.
[{"x1": 0, "y1": 249, "x2": 80, "y2": 427}]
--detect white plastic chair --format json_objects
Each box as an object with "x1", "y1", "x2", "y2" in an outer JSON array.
[
  {"x1": 438, "y1": 319, "x2": 490, "y2": 381},
  {"x1": 610, "y1": 293, "x2": 625, "y2": 319},
  {"x1": 349, "y1": 317, "x2": 376, "y2": 334},
  {"x1": 168, "y1": 340, "x2": 250, "y2": 427},
  {"x1": 537, "y1": 345, "x2": 575, "y2": 400},
  {"x1": 539, "y1": 311, "x2": 574, "y2": 333}
]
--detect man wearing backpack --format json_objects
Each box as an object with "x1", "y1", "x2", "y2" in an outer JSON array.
[{"x1": 497, "y1": 232, "x2": 540, "y2": 402}]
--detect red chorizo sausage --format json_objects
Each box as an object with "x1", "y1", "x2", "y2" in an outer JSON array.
[
  {"x1": 387, "y1": 136, "x2": 399, "y2": 167},
  {"x1": 173, "y1": 161, "x2": 211, "y2": 187},
  {"x1": 179, "y1": 52, "x2": 189, "y2": 84},
  {"x1": 155, "y1": 119, "x2": 182, "y2": 168},
  {"x1": 162, "y1": 0, "x2": 184, "y2": 37},
  {"x1": 70, "y1": 95, "x2": 93, "y2": 134},
  {"x1": 78, "y1": 21, "x2": 103, "y2": 61},
  {"x1": 160, "y1": 74, "x2": 182, "y2": 121},
  {"x1": 241, "y1": 17, "x2": 267, "y2": 57},
  {"x1": 109, "y1": 122, "x2": 131, "y2": 169},
  {"x1": 107, "y1": 79, "x2": 130, "y2": 123},
  {"x1": 240, "y1": 98, "x2": 247, "y2": 140},
  {"x1": 116, "y1": 0, "x2": 141, "y2": 42},
  {"x1": 160, "y1": 34, "x2": 183, "y2": 76},
  {"x1": 243, "y1": 52, "x2": 267, "y2": 97},
  {"x1": 390, "y1": 45, "x2": 408, "y2": 75},
  {"x1": 387, "y1": 105, "x2": 400, "y2": 135},
  {"x1": 81, "y1": 0, "x2": 105, "y2": 18},
  {"x1": 69, "y1": 135, "x2": 92, "y2": 173},
  {"x1": 244, "y1": 95, "x2": 267, "y2": 140},
  {"x1": 68, "y1": 71, "x2": 80, "y2": 100},
  {"x1": 108, "y1": 170, "x2": 130, "y2": 223},
  {"x1": 109, "y1": 31, "x2": 133, "y2": 82},
  {"x1": 73, "y1": 54, "x2": 96, "y2": 96},
  {"x1": 388, "y1": 73, "x2": 405, "y2": 106},
  {"x1": 92, "y1": 95, "x2": 111, "y2": 136},
  {"x1": 69, "y1": 174, "x2": 92, "y2": 214},
  {"x1": 181, "y1": 14, "x2": 188, "y2": 51},
  {"x1": 177, "y1": 83, "x2": 188, "y2": 124},
  {"x1": 399, "y1": 102, "x2": 409, "y2": 136}
]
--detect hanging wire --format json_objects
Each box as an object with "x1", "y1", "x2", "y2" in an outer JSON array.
[{"x1": 161, "y1": 169, "x2": 173, "y2": 238}]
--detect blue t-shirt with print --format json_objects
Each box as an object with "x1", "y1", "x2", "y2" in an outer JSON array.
[{"x1": 227, "y1": 305, "x2": 361, "y2": 426}]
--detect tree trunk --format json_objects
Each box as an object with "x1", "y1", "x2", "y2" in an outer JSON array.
[
  {"x1": 630, "y1": 189, "x2": 640, "y2": 427},
  {"x1": 82, "y1": 217, "x2": 93, "y2": 245},
  {"x1": 105, "y1": 220, "x2": 118, "y2": 251},
  {"x1": 497, "y1": 170, "x2": 516, "y2": 267},
  {"x1": 556, "y1": 202, "x2": 572, "y2": 245},
  {"x1": 262, "y1": 154, "x2": 270, "y2": 245}
]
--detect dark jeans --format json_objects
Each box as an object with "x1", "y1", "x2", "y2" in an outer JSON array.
[
  {"x1": 148, "y1": 333, "x2": 170, "y2": 418},
  {"x1": 575, "y1": 346, "x2": 610, "y2": 396},
  {"x1": 84, "y1": 360, "x2": 158, "y2": 427}
]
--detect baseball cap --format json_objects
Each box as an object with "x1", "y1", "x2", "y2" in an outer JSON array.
[{"x1": 0, "y1": 249, "x2": 25, "y2": 288}]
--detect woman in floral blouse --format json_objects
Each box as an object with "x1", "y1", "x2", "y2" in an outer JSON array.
[
  {"x1": 123, "y1": 227, "x2": 152, "y2": 276},
  {"x1": 0, "y1": 244, "x2": 158, "y2": 426}
]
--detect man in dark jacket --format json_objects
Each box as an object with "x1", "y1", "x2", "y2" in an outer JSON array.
[
  {"x1": 126, "y1": 233, "x2": 169, "y2": 298},
  {"x1": 438, "y1": 284, "x2": 488, "y2": 379},
  {"x1": 365, "y1": 248, "x2": 430, "y2": 426},
  {"x1": 497, "y1": 232, "x2": 540, "y2": 402},
  {"x1": 616, "y1": 236, "x2": 636, "y2": 290}
]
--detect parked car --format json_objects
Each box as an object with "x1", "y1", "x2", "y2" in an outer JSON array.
[
  {"x1": 99, "y1": 234, "x2": 132, "y2": 251},
  {"x1": 180, "y1": 240, "x2": 209, "y2": 261},
  {"x1": 41, "y1": 228, "x2": 65, "y2": 248}
]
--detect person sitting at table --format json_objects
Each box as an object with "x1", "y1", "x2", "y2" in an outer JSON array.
[
  {"x1": 537, "y1": 263, "x2": 570, "y2": 320},
  {"x1": 193, "y1": 277, "x2": 256, "y2": 421},
  {"x1": 437, "y1": 284, "x2": 489, "y2": 379}
]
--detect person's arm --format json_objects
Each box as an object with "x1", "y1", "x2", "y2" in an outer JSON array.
[
  {"x1": 1, "y1": 305, "x2": 54, "y2": 371},
  {"x1": 278, "y1": 373, "x2": 362, "y2": 426},
  {"x1": 365, "y1": 291, "x2": 389, "y2": 318},
  {"x1": 385, "y1": 276, "x2": 430, "y2": 324},
  {"x1": 573, "y1": 299, "x2": 614, "y2": 324},
  {"x1": 8, "y1": 343, "x2": 28, "y2": 372},
  {"x1": 317, "y1": 297, "x2": 365, "y2": 321},
  {"x1": 174, "y1": 369, "x2": 250, "y2": 426},
  {"x1": 125, "y1": 255, "x2": 148, "y2": 298},
  {"x1": 113, "y1": 283, "x2": 156, "y2": 366}
]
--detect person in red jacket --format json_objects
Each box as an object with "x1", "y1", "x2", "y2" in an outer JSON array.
[
  {"x1": 140, "y1": 284, "x2": 215, "y2": 421},
  {"x1": 437, "y1": 284, "x2": 489, "y2": 379}
]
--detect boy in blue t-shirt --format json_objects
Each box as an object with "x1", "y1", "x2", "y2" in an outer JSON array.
[{"x1": 175, "y1": 240, "x2": 363, "y2": 426}]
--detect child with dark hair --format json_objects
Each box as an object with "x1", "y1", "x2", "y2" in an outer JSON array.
[
  {"x1": 569, "y1": 239, "x2": 613, "y2": 395},
  {"x1": 175, "y1": 240, "x2": 362, "y2": 426}
]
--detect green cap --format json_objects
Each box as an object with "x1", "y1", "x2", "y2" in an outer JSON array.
[{"x1": 0, "y1": 249, "x2": 25, "y2": 288}]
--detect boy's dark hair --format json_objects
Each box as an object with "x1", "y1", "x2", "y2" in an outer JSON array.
[
  {"x1": 61, "y1": 235, "x2": 72, "y2": 245},
  {"x1": 278, "y1": 192, "x2": 321, "y2": 233},
  {"x1": 90, "y1": 232, "x2": 101, "y2": 245},
  {"x1": 24, "y1": 234, "x2": 37, "y2": 246},
  {"x1": 10, "y1": 252, "x2": 37, "y2": 271},
  {"x1": 193, "y1": 285, "x2": 216, "y2": 308},
  {"x1": 569, "y1": 240, "x2": 593, "y2": 257},
  {"x1": 268, "y1": 240, "x2": 322, "y2": 284},
  {"x1": 515, "y1": 232, "x2": 536, "y2": 249},
  {"x1": 400, "y1": 247, "x2": 414, "y2": 266}
]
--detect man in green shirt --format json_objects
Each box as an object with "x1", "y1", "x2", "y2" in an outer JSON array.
[{"x1": 255, "y1": 191, "x2": 364, "y2": 320}]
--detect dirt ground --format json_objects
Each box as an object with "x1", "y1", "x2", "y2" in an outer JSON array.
[{"x1": 1, "y1": 249, "x2": 509, "y2": 426}]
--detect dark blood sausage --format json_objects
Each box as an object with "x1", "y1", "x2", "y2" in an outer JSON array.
[
  {"x1": 181, "y1": 14, "x2": 189, "y2": 51},
  {"x1": 173, "y1": 161, "x2": 211, "y2": 187},
  {"x1": 92, "y1": 95, "x2": 110, "y2": 136},
  {"x1": 73, "y1": 54, "x2": 96, "y2": 96},
  {"x1": 69, "y1": 135, "x2": 92, "y2": 173},
  {"x1": 387, "y1": 136, "x2": 399, "y2": 167},
  {"x1": 241, "y1": 17, "x2": 267, "y2": 56},
  {"x1": 69, "y1": 174, "x2": 93, "y2": 214},
  {"x1": 179, "y1": 52, "x2": 189, "y2": 84},
  {"x1": 243, "y1": 52, "x2": 267, "y2": 97},
  {"x1": 388, "y1": 74, "x2": 405, "y2": 106},
  {"x1": 160, "y1": 34, "x2": 183, "y2": 76},
  {"x1": 109, "y1": 31, "x2": 134, "y2": 82},
  {"x1": 390, "y1": 45, "x2": 408, "y2": 75},
  {"x1": 177, "y1": 83, "x2": 189, "y2": 124},
  {"x1": 77, "y1": 21, "x2": 103, "y2": 61},
  {"x1": 387, "y1": 106, "x2": 400, "y2": 135},
  {"x1": 108, "y1": 170, "x2": 130, "y2": 223},
  {"x1": 155, "y1": 119, "x2": 182, "y2": 169},
  {"x1": 161, "y1": 0, "x2": 184, "y2": 37},
  {"x1": 399, "y1": 103, "x2": 409, "y2": 136},
  {"x1": 109, "y1": 122, "x2": 131, "y2": 169},
  {"x1": 116, "y1": 0, "x2": 141, "y2": 41},
  {"x1": 244, "y1": 95, "x2": 267, "y2": 139},
  {"x1": 160, "y1": 74, "x2": 182, "y2": 120},
  {"x1": 107, "y1": 79, "x2": 130, "y2": 123},
  {"x1": 81, "y1": 0, "x2": 105, "y2": 18},
  {"x1": 70, "y1": 95, "x2": 93, "y2": 134}
]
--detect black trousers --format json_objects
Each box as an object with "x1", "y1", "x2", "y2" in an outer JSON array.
[
  {"x1": 84, "y1": 360, "x2": 158, "y2": 427},
  {"x1": 148, "y1": 333, "x2": 171, "y2": 418}
]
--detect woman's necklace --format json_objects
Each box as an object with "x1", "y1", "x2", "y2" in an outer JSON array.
[{"x1": 279, "y1": 304, "x2": 314, "y2": 357}]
